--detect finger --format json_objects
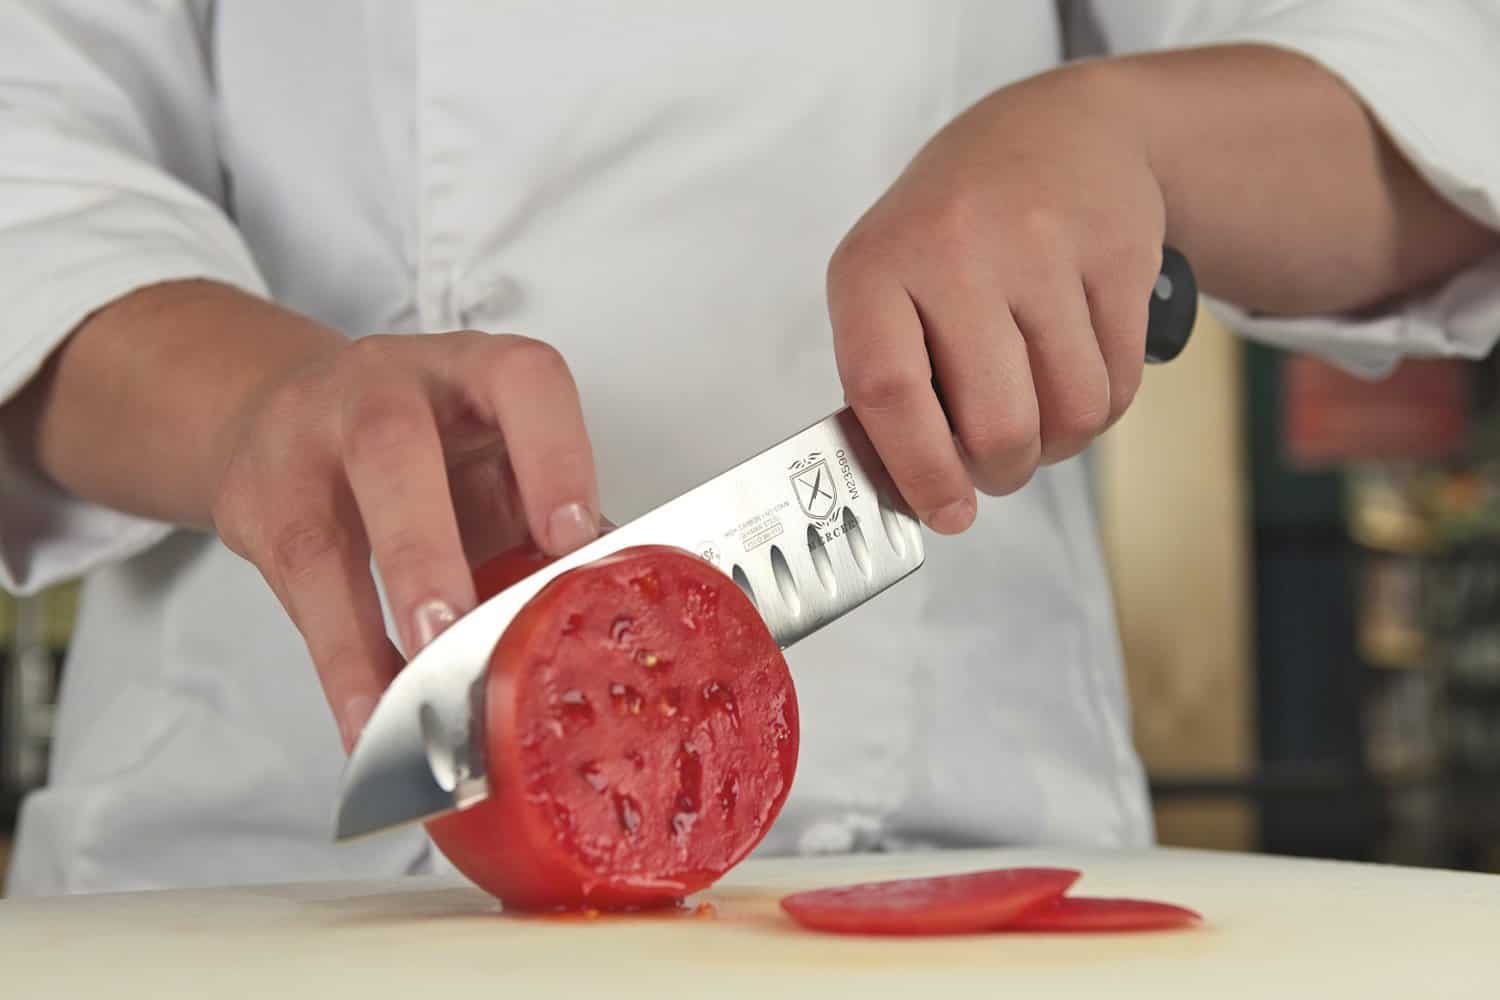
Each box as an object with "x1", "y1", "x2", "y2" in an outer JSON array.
[
  {"x1": 340, "y1": 359, "x2": 476, "y2": 659},
  {"x1": 828, "y1": 239, "x2": 976, "y2": 533},
  {"x1": 919, "y1": 278, "x2": 1041, "y2": 497},
  {"x1": 262, "y1": 472, "x2": 403, "y2": 753},
  {"x1": 460, "y1": 335, "x2": 600, "y2": 556},
  {"x1": 1011, "y1": 275, "x2": 1112, "y2": 464},
  {"x1": 448, "y1": 441, "x2": 529, "y2": 568},
  {"x1": 1084, "y1": 246, "x2": 1158, "y2": 428}
]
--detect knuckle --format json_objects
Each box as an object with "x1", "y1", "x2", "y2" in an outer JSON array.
[
  {"x1": 974, "y1": 455, "x2": 1039, "y2": 497},
  {"x1": 493, "y1": 335, "x2": 571, "y2": 382},
  {"x1": 445, "y1": 329, "x2": 493, "y2": 347},
  {"x1": 1043, "y1": 413, "x2": 1108, "y2": 461},
  {"x1": 1106, "y1": 240, "x2": 1163, "y2": 287},
  {"x1": 269, "y1": 518, "x2": 342, "y2": 581},
  {"x1": 1041, "y1": 367, "x2": 1113, "y2": 460},
  {"x1": 925, "y1": 186, "x2": 983, "y2": 251},
  {"x1": 956, "y1": 403, "x2": 1041, "y2": 466},
  {"x1": 372, "y1": 530, "x2": 442, "y2": 595},
  {"x1": 210, "y1": 463, "x2": 255, "y2": 557},
  {"x1": 844, "y1": 365, "x2": 925, "y2": 414},
  {"x1": 344, "y1": 393, "x2": 426, "y2": 465},
  {"x1": 1054, "y1": 398, "x2": 1112, "y2": 444},
  {"x1": 1015, "y1": 205, "x2": 1073, "y2": 259},
  {"x1": 897, "y1": 462, "x2": 966, "y2": 511},
  {"x1": 827, "y1": 225, "x2": 891, "y2": 292},
  {"x1": 961, "y1": 418, "x2": 1041, "y2": 497},
  {"x1": 259, "y1": 371, "x2": 326, "y2": 429},
  {"x1": 344, "y1": 333, "x2": 401, "y2": 370}
]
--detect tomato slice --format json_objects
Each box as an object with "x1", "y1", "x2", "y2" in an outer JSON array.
[
  {"x1": 427, "y1": 544, "x2": 798, "y2": 912},
  {"x1": 779, "y1": 868, "x2": 1081, "y2": 935},
  {"x1": 1000, "y1": 896, "x2": 1202, "y2": 932}
]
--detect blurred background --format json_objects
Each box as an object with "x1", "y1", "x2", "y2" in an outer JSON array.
[{"x1": 4, "y1": 307, "x2": 1499, "y2": 883}]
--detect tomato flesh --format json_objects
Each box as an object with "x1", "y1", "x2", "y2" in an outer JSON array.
[
  {"x1": 1001, "y1": 896, "x2": 1202, "y2": 932},
  {"x1": 427, "y1": 544, "x2": 798, "y2": 912},
  {"x1": 778, "y1": 868, "x2": 1081, "y2": 935}
]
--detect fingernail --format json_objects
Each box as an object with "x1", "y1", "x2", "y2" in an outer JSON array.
[
  {"x1": 412, "y1": 598, "x2": 457, "y2": 652},
  {"x1": 926, "y1": 497, "x2": 976, "y2": 534},
  {"x1": 547, "y1": 501, "x2": 597, "y2": 554},
  {"x1": 340, "y1": 694, "x2": 377, "y2": 752}
]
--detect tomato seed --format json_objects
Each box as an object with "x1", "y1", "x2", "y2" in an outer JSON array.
[
  {"x1": 556, "y1": 689, "x2": 595, "y2": 730},
  {"x1": 609, "y1": 682, "x2": 644, "y2": 716},
  {"x1": 682, "y1": 583, "x2": 719, "y2": 632},
  {"x1": 718, "y1": 769, "x2": 740, "y2": 818},
  {"x1": 630, "y1": 570, "x2": 663, "y2": 601},
  {"x1": 702, "y1": 681, "x2": 739, "y2": 728},
  {"x1": 675, "y1": 743, "x2": 703, "y2": 822},
  {"x1": 578, "y1": 760, "x2": 608, "y2": 793},
  {"x1": 610, "y1": 616, "x2": 637, "y2": 645},
  {"x1": 613, "y1": 792, "x2": 642, "y2": 834}
]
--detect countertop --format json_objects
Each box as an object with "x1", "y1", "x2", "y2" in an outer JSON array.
[{"x1": 2, "y1": 846, "x2": 1498, "y2": 998}]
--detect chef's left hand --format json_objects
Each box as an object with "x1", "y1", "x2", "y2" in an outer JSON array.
[{"x1": 828, "y1": 63, "x2": 1164, "y2": 534}]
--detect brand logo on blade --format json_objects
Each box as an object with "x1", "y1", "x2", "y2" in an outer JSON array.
[
  {"x1": 788, "y1": 453, "x2": 839, "y2": 523},
  {"x1": 790, "y1": 449, "x2": 865, "y2": 548}
]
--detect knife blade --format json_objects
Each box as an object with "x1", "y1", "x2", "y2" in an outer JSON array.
[{"x1": 334, "y1": 246, "x2": 1197, "y2": 841}]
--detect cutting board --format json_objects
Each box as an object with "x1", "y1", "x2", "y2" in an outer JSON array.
[{"x1": 3, "y1": 846, "x2": 1497, "y2": 998}]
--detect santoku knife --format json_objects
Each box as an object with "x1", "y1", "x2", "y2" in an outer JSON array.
[{"x1": 334, "y1": 247, "x2": 1197, "y2": 841}]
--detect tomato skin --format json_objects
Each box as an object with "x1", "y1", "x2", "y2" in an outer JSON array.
[
  {"x1": 428, "y1": 543, "x2": 797, "y2": 912},
  {"x1": 470, "y1": 543, "x2": 557, "y2": 597},
  {"x1": 1000, "y1": 896, "x2": 1202, "y2": 932},
  {"x1": 779, "y1": 868, "x2": 1081, "y2": 936}
]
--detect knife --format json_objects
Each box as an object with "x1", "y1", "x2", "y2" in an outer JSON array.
[{"x1": 334, "y1": 246, "x2": 1197, "y2": 840}]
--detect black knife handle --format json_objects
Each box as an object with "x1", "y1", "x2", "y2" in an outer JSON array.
[{"x1": 1146, "y1": 245, "x2": 1196, "y2": 364}]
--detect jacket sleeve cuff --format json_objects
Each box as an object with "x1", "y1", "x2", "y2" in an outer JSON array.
[
  {"x1": 0, "y1": 249, "x2": 266, "y2": 595},
  {"x1": 1188, "y1": 3, "x2": 1500, "y2": 374}
]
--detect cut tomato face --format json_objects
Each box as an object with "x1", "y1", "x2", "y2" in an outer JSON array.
[
  {"x1": 778, "y1": 868, "x2": 1081, "y2": 936},
  {"x1": 427, "y1": 544, "x2": 798, "y2": 912},
  {"x1": 1000, "y1": 896, "x2": 1202, "y2": 932}
]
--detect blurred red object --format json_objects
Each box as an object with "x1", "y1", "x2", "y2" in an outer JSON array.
[{"x1": 1282, "y1": 356, "x2": 1470, "y2": 468}]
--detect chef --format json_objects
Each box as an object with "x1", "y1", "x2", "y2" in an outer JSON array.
[{"x1": 2, "y1": 2, "x2": 1498, "y2": 896}]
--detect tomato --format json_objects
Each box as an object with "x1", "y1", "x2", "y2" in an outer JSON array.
[
  {"x1": 778, "y1": 868, "x2": 1081, "y2": 936},
  {"x1": 470, "y1": 542, "x2": 557, "y2": 597},
  {"x1": 1000, "y1": 896, "x2": 1202, "y2": 932},
  {"x1": 427, "y1": 543, "x2": 798, "y2": 912}
]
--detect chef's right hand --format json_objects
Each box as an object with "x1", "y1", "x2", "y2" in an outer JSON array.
[{"x1": 209, "y1": 331, "x2": 600, "y2": 751}]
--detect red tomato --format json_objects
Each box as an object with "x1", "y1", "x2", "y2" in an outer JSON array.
[
  {"x1": 470, "y1": 542, "x2": 557, "y2": 597},
  {"x1": 778, "y1": 868, "x2": 1081, "y2": 935},
  {"x1": 1001, "y1": 896, "x2": 1202, "y2": 932},
  {"x1": 427, "y1": 544, "x2": 798, "y2": 912}
]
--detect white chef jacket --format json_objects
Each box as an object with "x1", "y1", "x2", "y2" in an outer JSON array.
[{"x1": 2, "y1": 1, "x2": 1499, "y2": 896}]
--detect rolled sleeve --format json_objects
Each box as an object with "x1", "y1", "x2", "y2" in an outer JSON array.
[
  {"x1": 1089, "y1": 0, "x2": 1500, "y2": 375},
  {"x1": 0, "y1": 1, "x2": 267, "y2": 594}
]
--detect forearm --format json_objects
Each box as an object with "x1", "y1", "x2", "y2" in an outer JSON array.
[
  {"x1": 0, "y1": 280, "x2": 345, "y2": 530},
  {"x1": 1106, "y1": 43, "x2": 1498, "y2": 316}
]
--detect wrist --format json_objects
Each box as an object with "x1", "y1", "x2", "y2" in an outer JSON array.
[{"x1": 23, "y1": 279, "x2": 347, "y2": 531}]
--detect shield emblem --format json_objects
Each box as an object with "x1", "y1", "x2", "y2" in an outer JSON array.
[{"x1": 790, "y1": 459, "x2": 837, "y2": 520}]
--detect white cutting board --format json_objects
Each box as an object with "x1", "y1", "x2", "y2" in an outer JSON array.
[{"x1": 2, "y1": 846, "x2": 1497, "y2": 998}]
